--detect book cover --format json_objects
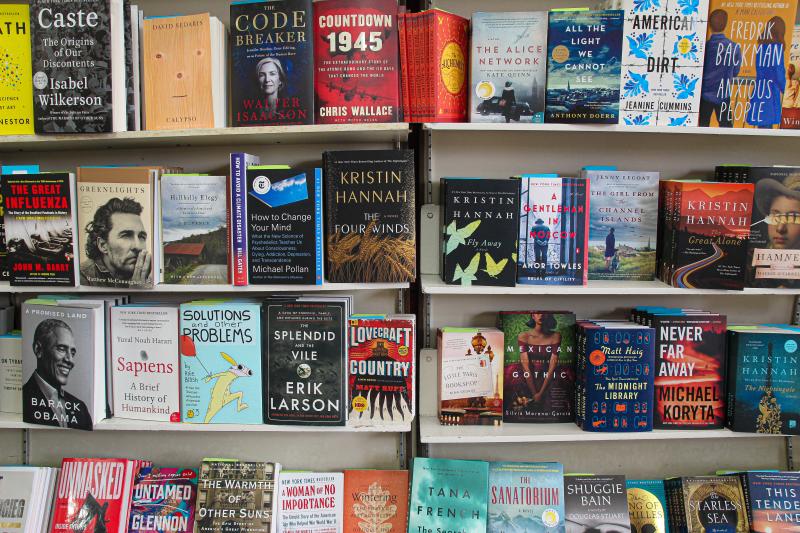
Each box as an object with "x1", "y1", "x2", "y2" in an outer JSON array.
[
  {"x1": 488, "y1": 462, "x2": 566, "y2": 533},
  {"x1": 0, "y1": 333, "x2": 22, "y2": 414},
  {"x1": 77, "y1": 166, "x2": 154, "y2": 289},
  {"x1": 738, "y1": 471, "x2": 800, "y2": 533},
  {"x1": 407, "y1": 458, "x2": 489, "y2": 533},
  {"x1": 314, "y1": 0, "x2": 400, "y2": 124},
  {"x1": 470, "y1": 12, "x2": 548, "y2": 124},
  {"x1": 111, "y1": 305, "x2": 180, "y2": 422},
  {"x1": 246, "y1": 167, "x2": 322, "y2": 285},
  {"x1": 3, "y1": 172, "x2": 77, "y2": 286},
  {"x1": 545, "y1": 10, "x2": 624, "y2": 124},
  {"x1": 0, "y1": 4, "x2": 33, "y2": 135},
  {"x1": 517, "y1": 176, "x2": 589, "y2": 286},
  {"x1": 347, "y1": 316, "x2": 414, "y2": 427},
  {"x1": 0, "y1": 467, "x2": 40, "y2": 533},
  {"x1": 585, "y1": 170, "x2": 659, "y2": 281},
  {"x1": 619, "y1": 0, "x2": 709, "y2": 127},
  {"x1": 565, "y1": 475, "x2": 631, "y2": 533},
  {"x1": 160, "y1": 174, "x2": 229, "y2": 285},
  {"x1": 230, "y1": 0, "x2": 314, "y2": 126},
  {"x1": 277, "y1": 472, "x2": 343, "y2": 532},
  {"x1": 179, "y1": 301, "x2": 262, "y2": 424},
  {"x1": 627, "y1": 480, "x2": 669, "y2": 533},
  {"x1": 669, "y1": 476, "x2": 749, "y2": 533},
  {"x1": 780, "y1": 25, "x2": 800, "y2": 128},
  {"x1": 501, "y1": 311, "x2": 577, "y2": 423},
  {"x1": 324, "y1": 150, "x2": 415, "y2": 283},
  {"x1": 264, "y1": 299, "x2": 347, "y2": 425},
  {"x1": 129, "y1": 467, "x2": 198, "y2": 533},
  {"x1": 418, "y1": 10, "x2": 469, "y2": 122},
  {"x1": 441, "y1": 178, "x2": 519, "y2": 287},
  {"x1": 342, "y1": 470, "x2": 409, "y2": 533},
  {"x1": 699, "y1": 0, "x2": 799, "y2": 128}
]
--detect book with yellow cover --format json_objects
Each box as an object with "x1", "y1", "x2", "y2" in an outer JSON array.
[{"x1": 0, "y1": 4, "x2": 33, "y2": 135}]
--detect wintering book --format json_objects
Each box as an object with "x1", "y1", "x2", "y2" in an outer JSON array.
[{"x1": 343, "y1": 470, "x2": 409, "y2": 533}]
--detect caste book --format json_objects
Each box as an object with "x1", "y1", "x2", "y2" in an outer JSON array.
[
  {"x1": 0, "y1": 4, "x2": 33, "y2": 135},
  {"x1": 343, "y1": 470, "x2": 409, "y2": 533},
  {"x1": 276, "y1": 472, "x2": 343, "y2": 533},
  {"x1": 489, "y1": 462, "x2": 565, "y2": 533}
]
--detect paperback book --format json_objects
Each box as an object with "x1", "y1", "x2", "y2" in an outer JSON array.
[
  {"x1": 343, "y1": 470, "x2": 409, "y2": 533},
  {"x1": 737, "y1": 471, "x2": 800, "y2": 533},
  {"x1": 627, "y1": 480, "x2": 669, "y2": 533},
  {"x1": 129, "y1": 467, "x2": 198, "y2": 533},
  {"x1": 0, "y1": 4, "x2": 33, "y2": 135},
  {"x1": 781, "y1": 25, "x2": 800, "y2": 129},
  {"x1": 565, "y1": 475, "x2": 630, "y2": 533},
  {"x1": 488, "y1": 462, "x2": 565, "y2": 533},
  {"x1": 665, "y1": 476, "x2": 749, "y2": 533},
  {"x1": 0, "y1": 466, "x2": 58, "y2": 533},
  {"x1": 277, "y1": 472, "x2": 343, "y2": 532}
]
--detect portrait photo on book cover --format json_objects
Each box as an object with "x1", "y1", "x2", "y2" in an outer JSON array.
[{"x1": 257, "y1": 57, "x2": 288, "y2": 111}]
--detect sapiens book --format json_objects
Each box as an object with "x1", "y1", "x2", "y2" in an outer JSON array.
[
  {"x1": 470, "y1": 12, "x2": 548, "y2": 123},
  {"x1": 565, "y1": 475, "x2": 631, "y2": 533},
  {"x1": 441, "y1": 177, "x2": 519, "y2": 287},
  {"x1": 627, "y1": 480, "x2": 669, "y2": 533},
  {"x1": 500, "y1": 311, "x2": 577, "y2": 424},
  {"x1": 314, "y1": 0, "x2": 400, "y2": 124},
  {"x1": 0, "y1": 4, "x2": 33, "y2": 135},
  {"x1": 129, "y1": 466, "x2": 198, "y2": 533},
  {"x1": 516, "y1": 176, "x2": 590, "y2": 286},
  {"x1": 343, "y1": 470, "x2": 409, "y2": 533},
  {"x1": 780, "y1": 25, "x2": 800, "y2": 129},
  {"x1": 0, "y1": 332, "x2": 22, "y2": 414},
  {"x1": 736, "y1": 471, "x2": 800, "y2": 533},
  {"x1": 2, "y1": 172, "x2": 78, "y2": 286},
  {"x1": 584, "y1": 169, "x2": 659, "y2": 281},
  {"x1": 488, "y1": 462, "x2": 566, "y2": 533},
  {"x1": 230, "y1": 0, "x2": 314, "y2": 126},
  {"x1": 276, "y1": 472, "x2": 343, "y2": 532},
  {"x1": 324, "y1": 150, "x2": 415, "y2": 283},
  {"x1": 545, "y1": 10, "x2": 624, "y2": 124},
  {"x1": 179, "y1": 301, "x2": 262, "y2": 424},
  {"x1": 407, "y1": 458, "x2": 489, "y2": 533},
  {"x1": 665, "y1": 476, "x2": 749, "y2": 533}
]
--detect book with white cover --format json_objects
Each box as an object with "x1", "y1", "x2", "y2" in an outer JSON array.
[
  {"x1": 277, "y1": 472, "x2": 344, "y2": 533},
  {"x1": 0, "y1": 333, "x2": 22, "y2": 414}
]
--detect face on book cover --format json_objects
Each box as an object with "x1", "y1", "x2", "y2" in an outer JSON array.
[
  {"x1": 34, "y1": 322, "x2": 76, "y2": 388},
  {"x1": 91, "y1": 208, "x2": 150, "y2": 282},
  {"x1": 768, "y1": 195, "x2": 800, "y2": 249}
]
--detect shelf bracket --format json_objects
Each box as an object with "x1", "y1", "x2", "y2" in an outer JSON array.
[
  {"x1": 22, "y1": 429, "x2": 29, "y2": 465},
  {"x1": 787, "y1": 436, "x2": 795, "y2": 471}
]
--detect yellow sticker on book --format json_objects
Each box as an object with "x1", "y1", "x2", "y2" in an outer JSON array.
[{"x1": 352, "y1": 395, "x2": 368, "y2": 413}]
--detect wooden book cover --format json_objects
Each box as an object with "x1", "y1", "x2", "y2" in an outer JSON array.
[
  {"x1": 143, "y1": 13, "x2": 214, "y2": 130},
  {"x1": 343, "y1": 470, "x2": 409, "y2": 533}
]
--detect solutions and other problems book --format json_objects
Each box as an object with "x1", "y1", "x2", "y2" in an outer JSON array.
[
  {"x1": 565, "y1": 475, "x2": 631, "y2": 533},
  {"x1": 276, "y1": 472, "x2": 343, "y2": 533},
  {"x1": 343, "y1": 470, "x2": 409, "y2": 533},
  {"x1": 0, "y1": 4, "x2": 33, "y2": 135},
  {"x1": 665, "y1": 476, "x2": 749, "y2": 533},
  {"x1": 737, "y1": 471, "x2": 800, "y2": 533},
  {"x1": 627, "y1": 479, "x2": 669, "y2": 533},
  {"x1": 488, "y1": 462, "x2": 565, "y2": 533},
  {"x1": 129, "y1": 467, "x2": 198, "y2": 533}
]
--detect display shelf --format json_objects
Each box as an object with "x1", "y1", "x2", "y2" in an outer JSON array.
[
  {"x1": 0, "y1": 281, "x2": 409, "y2": 293},
  {"x1": 424, "y1": 122, "x2": 800, "y2": 137}
]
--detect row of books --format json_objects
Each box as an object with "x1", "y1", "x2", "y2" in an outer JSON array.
[
  {"x1": 0, "y1": 296, "x2": 415, "y2": 430},
  {"x1": 442, "y1": 165, "x2": 800, "y2": 290},
  {"x1": 437, "y1": 307, "x2": 800, "y2": 434},
  {"x1": 0, "y1": 149, "x2": 416, "y2": 287}
]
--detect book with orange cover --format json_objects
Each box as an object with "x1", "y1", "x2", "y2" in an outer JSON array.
[{"x1": 343, "y1": 470, "x2": 409, "y2": 533}]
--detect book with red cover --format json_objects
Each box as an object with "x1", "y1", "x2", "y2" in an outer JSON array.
[
  {"x1": 314, "y1": 0, "x2": 400, "y2": 124},
  {"x1": 428, "y1": 10, "x2": 469, "y2": 122},
  {"x1": 343, "y1": 470, "x2": 409, "y2": 533}
]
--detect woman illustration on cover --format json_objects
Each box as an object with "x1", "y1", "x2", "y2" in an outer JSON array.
[
  {"x1": 746, "y1": 16, "x2": 787, "y2": 129},
  {"x1": 752, "y1": 173, "x2": 800, "y2": 288},
  {"x1": 510, "y1": 313, "x2": 561, "y2": 411},
  {"x1": 256, "y1": 57, "x2": 288, "y2": 112},
  {"x1": 499, "y1": 80, "x2": 516, "y2": 123}
]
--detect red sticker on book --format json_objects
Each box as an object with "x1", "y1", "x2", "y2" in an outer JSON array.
[{"x1": 589, "y1": 350, "x2": 606, "y2": 366}]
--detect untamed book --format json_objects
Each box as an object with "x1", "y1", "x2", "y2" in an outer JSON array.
[
  {"x1": 129, "y1": 467, "x2": 198, "y2": 533},
  {"x1": 488, "y1": 462, "x2": 565, "y2": 533}
]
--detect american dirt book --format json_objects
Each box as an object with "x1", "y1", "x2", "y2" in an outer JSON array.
[
  {"x1": 699, "y1": 0, "x2": 799, "y2": 129},
  {"x1": 545, "y1": 10, "x2": 624, "y2": 124},
  {"x1": 314, "y1": 0, "x2": 400, "y2": 124},
  {"x1": 230, "y1": 0, "x2": 314, "y2": 126},
  {"x1": 0, "y1": 4, "x2": 33, "y2": 135},
  {"x1": 196, "y1": 459, "x2": 280, "y2": 533},
  {"x1": 781, "y1": 25, "x2": 800, "y2": 129},
  {"x1": 246, "y1": 166, "x2": 322, "y2": 285},
  {"x1": 470, "y1": 12, "x2": 548, "y2": 124},
  {"x1": 441, "y1": 177, "x2": 519, "y2": 287},
  {"x1": 129, "y1": 467, "x2": 199, "y2": 533},
  {"x1": 2, "y1": 172, "x2": 78, "y2": 286},
  {"x1": 276, "y1": 472, "x2": 343, "y2": 533},
  {"x1": 347, "y1": 315, "x2": 415, "y2": 428},
  {"x1": 619, "y1": 0, "x2": 709, "y2": 127},
  {"x1": 565, "y1": 475, "x2": 631, "y2": 533},
  {"x1": 438, "y1": 327, "x2": 503, "y2": 426},
  {"x1": 160, "y1": 174, "x2": 230, "y2": 285},
  {"x1": 407, "y1": 458, "x2": 489, "y2": 533},
  {"x1": 343, "y1": 470, "x2": 409, "y2": 533},
  {"x1": 324, "y1": 150, "x2": 415, "y2": 283},
  {"x1": 263, "y1": 298, "x2": 347, "y2": 425},
  {"x1": 665, "y1": 476, "x2": 749, "y2": 533},
  {"x1": 0, "y1": 332, "x2": 22, "y2": 414},
  {"x1": 77, "y1": 166, "x2": 156, "y2": 289},
  {"x1": 627, "y1": 480, "x2": 669, "y2": 533},
  {"x1": 488, "y1": 462, "x2": 566, "y2": 533},
  {"x1": 110, "y1": 305, "x2": 180, "y2": 422},
  {"x1": 500, "y1": 311, "x2": 577, "y2": 423},
  {"x1": 179, "y1": 301, "x2": 262, "y2": 424},
  {"x1": 516, "y1": 176, "x2": 589, "y2": 286},
  {"x1": 584, "y1": 169, "x2": 659, "y2": 281},
  {"x1": 736, "y1": 471, "x2": 800, "y2": 533}
]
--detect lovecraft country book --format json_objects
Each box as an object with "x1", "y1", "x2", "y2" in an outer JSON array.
[
  {"x1": 179, "y1": 301, "x2": 262, "y2": 424},
  {"x1": 441, "y1": 177, "x2": 519, "y2": 287},
  {"x1": 470, "y1": 12, "x2": 548, "y2": 124},
  {"x1": 129, "y1": 467, "x2": 198, "y2": 533},
  {"x1": 324, "y1": 150, "x2": 415, "y2": 283},
  {"x1": 343, "y1": 470, "x2": 409, "y2": 533},
  {"x1": 230, "y1": 0, "x2": 314, "y2": 126},
  {"x1": 545, "y1": 10, "x2": 624, "y2": 124},
  {"x1": 276, "y1": 472, "x2": 343, "y2": 533},
  {"x1": 737, "y1": 471, "x2": 800, "y2": 533},
  {"x1": 488, "y1": 462, "x2": 566, "y2": 533},
  {"x1": 627, "y1": 480, "x2": 669, "y2": 533},
  {"x1": 500, "y1": 311, "x2": 577, "y2": 423},
  {"x1": 565, "y1": 475, "x2": 630, "y2": 533},
  {"x1": 314, "y1": 0, "x2": 400, "y2": 124},
  {"x1": 781, "y1": 25, "x2": 800, "y2": 129},
  {"x1": 0, "y1": 4, "x2": 33, "y2": 135},
  {"x1": 665, "y1": 476, "x2": 749, "y2": 533},
  {"x1": 408, "y1": 458, "x2": 489, "y2": 533},
  {"x1": 517, "y1": 176, "x2": 589, "y2": 286}
]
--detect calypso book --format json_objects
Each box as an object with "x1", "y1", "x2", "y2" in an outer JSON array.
[{"x1": 489, "y1": 462, "x2": 566, "y2": 533}]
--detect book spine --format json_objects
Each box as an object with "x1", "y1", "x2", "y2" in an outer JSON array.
[
  {"x1": 314, "y1": 168, "x2": 323, "y2": 285},
  {"x1": 725, "y1": 331, "x2": 739, "y2": 431},
  {"x1": 398, "y1": 13, "x2": 410, "y2": 121},
  {"x1": 738, "y1": 473, "x2": 754, "y2": 527},
  {"x1": 230, "y1": 153, "x2": 248, "y2": 286}
]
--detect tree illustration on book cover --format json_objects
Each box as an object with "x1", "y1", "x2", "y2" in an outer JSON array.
[{"x1": 353, "y1": 482, "x2": 398, "y2": 533}]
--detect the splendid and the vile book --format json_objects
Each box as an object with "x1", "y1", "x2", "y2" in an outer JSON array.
[
  {"x1": 737, "y1": 471, "x2": 800, "y2": 533},
  {"x1": 129, "y1": 467, "x2": 198, "y2": 533},
  {"x1": 627, "y1": 480, "x2": 669, "y2": 533},
  {"x1": 0, "y1": 4, "x2": 33, "y2": 135},
  {"x1": 277, "y1": 472, "x2": 343, "y2": 533},
  {"x1": 565, "y1": 475, "x2": 631, "y2": 533},
  {"x1": 665, "y1": 476, "x2": 749, "y2": 533},
  {"x1": 343, "y1": 470, "x2": 409, "y2": 533},
  {"x1": 488, "y1": 462, "x2": 565, "y2": 533}
]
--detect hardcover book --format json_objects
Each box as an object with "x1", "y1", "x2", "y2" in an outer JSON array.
[
  {"x1": 229, "y1": 152, "x2": 261, "y2": 286},
  {"x1": 0, "y1": 333, "x2": 22, "y2": 414},
  {"x1": 627, "y1": 480, "x2": 669, "y2": 533},
  {"x1": 314, "y1": 0, "x2": 400, "y2": 124},
  {"x1": 408, "y1": 458, "x2": 489, "y2": 533},
  {"x1": 0, "y1": 466, "x2": 57, "y2": 533},
  {"x1": 343, "y1": 470, "x2": 409, "y2": 533},
  {"x1": 324, "y1": 150, "x2": 415, "y2": 283},
  {"x1": 781, "y1": 25, "x2": 800, "y2": 129},
  {"x1": 737, "y1": 471, "x2": 800, "y2": 533},
  {"x1": 470, "y1": 12, "x2": 548, "y2": 123},
  {"x1": 565, "y1": 475, "x2": 631, "y2": 533},
  {"x1": 665, "y1": 476, "x2": 749, "y2": 533},
  {"x1": 441, "y1": 177, "x2": 519, "y2": 287},
  {"x1": 129, "y1": 467, "x2": 198, "y2": 533},
  {"x1": 488, "y1": 462, "x2": 566, "y2": 533},
  {"x1": 179, "y1": 301, "x2": 263, "y2": 424},
  {"x1": 423, "y1": 10, "x2": 470, "y2": 122},
  {"x1": 517, "y1": 176, "x2": 589, "y2": 286},
  {"x1": 545, "y1": 10, "x2": 624, "y2": 124},
  {"x1": 0, "y1": 4, "x2": 33, "y2": 135},
  {"x1": 230, "y1": 0, "x2": 314, "y2": 126},
  {"x1": 277, "y1": 472, "x2": 343, "y2": 532}
]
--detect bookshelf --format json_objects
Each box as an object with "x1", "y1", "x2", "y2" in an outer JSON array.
[
  {"x1": 0, "y1": 282, "x2": 410, "y2": 294},
  {"x1": 425, "y1": 122, "x2": 800, "y2": 137}
]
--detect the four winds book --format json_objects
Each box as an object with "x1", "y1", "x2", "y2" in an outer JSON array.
[
  {"x1": 0, "y1": 4, "x2": 33, "y2": 135},
  {"x1": 488, "y1": 462, "x2": 565, "y2": 533},
  {"x1": 565, "y1": 475, "x2": 631, "y2": 533},
  {"x1": 343, "y1": 470, "x2": 409, "y2": 533},
  {"x1": 129, "y1": 466, "x2": 198, "y2": 533}
]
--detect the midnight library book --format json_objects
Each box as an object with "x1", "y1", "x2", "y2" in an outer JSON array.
[
  {"x1": 324, "y1": 150, "x2": 415, "y2": 283},
  {"x1": 666, "y1": 476, "x2": 749, "y2": 533},
  {"x1": 230, "y1": 0, "x2": 314, "y2": 126},
  {"x1": 565, "y1": 475, "x2": 631, "y2": 533},
  {"x1": 489, "y1": 462, "x2": 565, "y2": 533},
  {"x1": 736, "y1": 471, "x2": 800, "y2": 533},
  {"x1": 441, "y1": 177, "x2": 519, "y2": 286},
  {"x1": 627, "y1": 480, "x2": 669, "y2": 533}
]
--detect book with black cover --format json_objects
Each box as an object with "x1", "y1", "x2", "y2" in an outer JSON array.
[{"x1": 565, "y1": 475, "x2": 631, "y2": 533}]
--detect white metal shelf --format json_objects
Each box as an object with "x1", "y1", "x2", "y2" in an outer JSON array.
[
  {"x1": 0, "y1": 281, "x2": 409, "y2": 293},
  {"x1": 424, "y1": 122, "x2": 800, "y2": 137}
]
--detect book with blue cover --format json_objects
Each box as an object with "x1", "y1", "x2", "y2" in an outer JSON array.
[
  {"x1": 129, "y1": 466, "x2": 198, "y2": 533},
  {"x1": 627, "y1": 479, "x2": 670, "y2": 533},
  {"x1": 489, "y1": 462, "x2": 566, "y2": 533},
  {"x1": 736, "y1": 471, "x2": 800, "y2": 533},
  {"x1": 179, "y1": 301, "x2": 262, "y2": 424}
]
